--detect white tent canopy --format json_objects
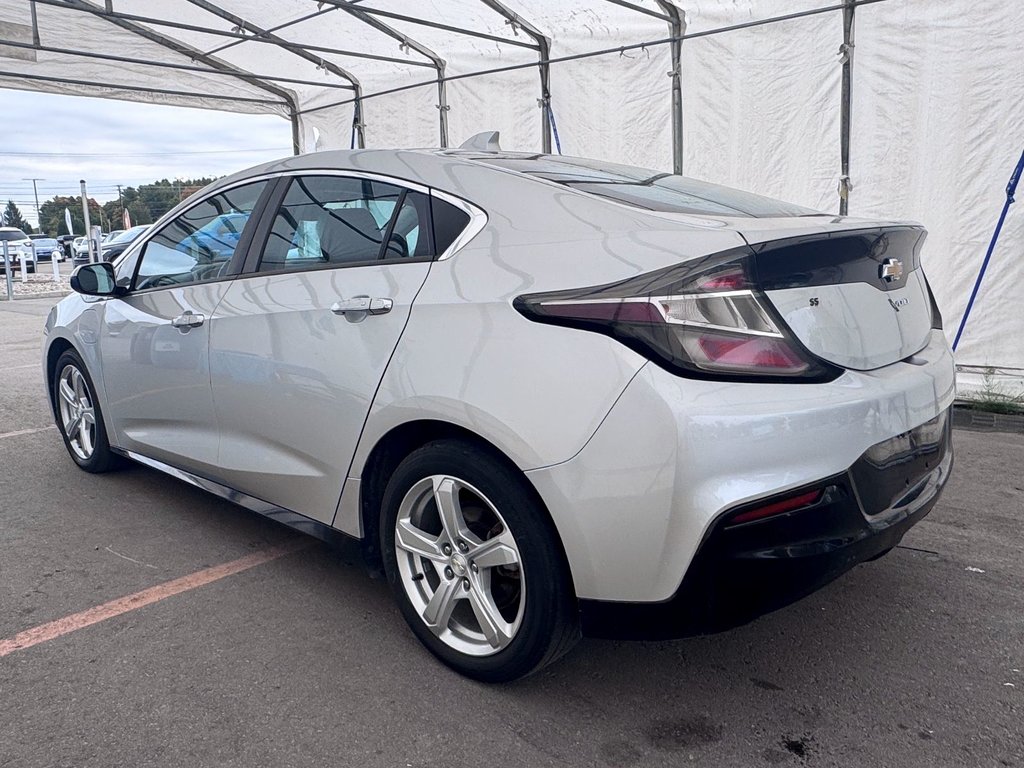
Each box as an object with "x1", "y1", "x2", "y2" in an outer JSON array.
[{"x1": 2, "y1": 0, "x2": 1022, "y2": 391}]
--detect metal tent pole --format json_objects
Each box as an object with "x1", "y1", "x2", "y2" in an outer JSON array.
[
  {"x1": 478, "y1": 0, "x2": 552, "y2": 153},
  {"x1": 839, "y1": 0, "x2": 855, "y2": 215},
  {"x1": 655, "y1": 2, "x2": 686, "y2": 175}
]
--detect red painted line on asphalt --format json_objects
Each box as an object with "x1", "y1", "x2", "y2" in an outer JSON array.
[{"x1": 0, "y1": 541, "x2": 308, "y2": 658}]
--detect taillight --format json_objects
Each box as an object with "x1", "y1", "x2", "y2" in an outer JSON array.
[{"x1": 514, "y1": 254, "x2": 840, "y2": 382}]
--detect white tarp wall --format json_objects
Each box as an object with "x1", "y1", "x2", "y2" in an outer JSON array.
[{"x1": 2, "y1": 0, "x2": 1022, "y2": 394}]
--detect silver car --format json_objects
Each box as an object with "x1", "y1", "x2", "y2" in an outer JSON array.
[{"x1": 44, "y1": 140, "x2": 954, "y2": 681}]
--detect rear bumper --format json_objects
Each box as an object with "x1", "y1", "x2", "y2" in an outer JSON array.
[{"x1": 579, "y1": 410, "x2": 952, "y2": 639}]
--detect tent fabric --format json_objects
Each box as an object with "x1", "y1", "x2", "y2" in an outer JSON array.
[{"x1": 1, "y1": 0, "x2": 1022, "y2": 393}]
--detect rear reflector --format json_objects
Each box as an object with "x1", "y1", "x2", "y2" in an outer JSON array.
[{"x1": 729, "y1": 489, "x2": 822, "y2": 525}]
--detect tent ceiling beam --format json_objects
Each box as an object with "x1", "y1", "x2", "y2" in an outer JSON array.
[
  {"x1": 0, "y1": 38, "x2": 356, "y2": 91},
  {"x1": 0, "y1": 68, "x2": 284, "y2": 106},
  {"x1": 323, "y1": 4, "x2": 538, "y2": 51},
  {"x1": 30, "y1": 0, "x2": 431, "y2": 69},
  {"x1": 34, "y1": 0, "x2": 302, "y2": 153},
  {"x1": 603, "y1": 0, "x2": 671, "y2": 22},
  {"x1": 321, "y1": 0, "x2": 450, "y2": 147},
  {"x1": 203, "y1": 4, "x2": 337, "y2": 57},
  {"x1": 182, "y1": 0, "x2": 366, "y2": 149}
]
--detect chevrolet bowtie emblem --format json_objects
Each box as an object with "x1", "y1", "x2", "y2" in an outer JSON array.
[{"x1": 879, "y1": 258, "x2": 904, "y2": 283}]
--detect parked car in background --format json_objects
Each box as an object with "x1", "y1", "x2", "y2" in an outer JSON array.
[
  {"x1": 102, "y1": 230, "x2": 124, "y2": 244},
  {"x1": 47, "y1": 143, "x2": 955, "y2": 682},
  {"x1": 30, "y1": 237, "x2": 64, "y2": 262},
  {"x1": 0, "y1": 226, "x2": 34, "y2": 273},
  {"x1": 100, "y1": 225, "x2": 149, "y2": 262},
  {"x1": 57, "y1": 235, "x2": 77, "y2": 260}
]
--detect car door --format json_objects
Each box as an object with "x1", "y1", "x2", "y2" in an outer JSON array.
[
  {"x1": 97, "y1": 180, "x2": 270, "y2": 475},
  {"x1": 208, "y1": 173, "x2": 434, "y2": 523}
]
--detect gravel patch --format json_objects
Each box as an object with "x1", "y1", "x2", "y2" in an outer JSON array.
[{"x1": 0, "y1": 272, "x2": 71, "y2": 300}]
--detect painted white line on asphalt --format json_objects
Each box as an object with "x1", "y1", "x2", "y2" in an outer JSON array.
[
  {"x1": 0, "y1": 425, "x2": 57, "y2": 440},
  {"x1": 2, "y1": 364, "x2": 40, "y2": 371}
]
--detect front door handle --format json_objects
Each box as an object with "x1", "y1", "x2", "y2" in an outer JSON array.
[
  {"x1": 330, "y1": 297, "x2": 393, "y2": 316},
  {"x1": 171, "y1": 311, "x2": 205, "y2": 329}
]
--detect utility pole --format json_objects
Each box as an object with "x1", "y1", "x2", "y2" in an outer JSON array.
[
  {"x1": 22, "y1": 177, "x2": 44, "y2": 233},
  {"x1": 116, "y1": 184, "x2": 124, "y2": 229}
]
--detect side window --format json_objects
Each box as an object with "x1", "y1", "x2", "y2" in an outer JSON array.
[
  {"x1": 257, "y1": 176, "x2": 431, "y2": 273},
  {"x1": 133, "y1": 181, "x2": 267, "y2": 291},
  {"x1": 430, "y1": 197, "x2": 472, "y2": 255}
]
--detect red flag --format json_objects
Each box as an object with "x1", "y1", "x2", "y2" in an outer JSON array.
[{"x1": 123, "y1": 208, "x2": 132, "y2": 229}]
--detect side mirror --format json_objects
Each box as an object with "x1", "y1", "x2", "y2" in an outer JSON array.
[{"x1": 70, "y1": 262, "x2": 120, "y2": 297}]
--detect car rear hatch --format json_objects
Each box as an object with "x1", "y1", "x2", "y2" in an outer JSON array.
[{"x1": 734, "y1": 219, "x2": 935, "y2": 371}]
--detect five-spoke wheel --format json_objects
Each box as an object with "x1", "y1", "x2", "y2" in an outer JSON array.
[
  {"x1": 394, "y1": 475, "x2": 525, "y2": 656},
  {"x1": 52, "y1": 349, "x2": 120, "y2": 473},
  {"x1": 57, "y1": 363, "x2": 97, "y2": 461},
  {"x1": 381, "y1": 440, "x2": 579, "y2": 682}
]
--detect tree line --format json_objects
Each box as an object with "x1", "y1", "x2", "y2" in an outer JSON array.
[{"x1": 3, "y1": 177, "x2": 220, "y2": 236}]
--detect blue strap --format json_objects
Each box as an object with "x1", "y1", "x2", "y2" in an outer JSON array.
[
  {"x1": 952, "y1": 148, "x2": 1024, "y2": 351},
  {"x1": 547, "y1": 106, "x2": 562, "y2": 155}
]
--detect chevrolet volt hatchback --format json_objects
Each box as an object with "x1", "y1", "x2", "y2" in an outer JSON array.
[{"x1": 44, "y1": 143, "x2": 955, "y2": 681}]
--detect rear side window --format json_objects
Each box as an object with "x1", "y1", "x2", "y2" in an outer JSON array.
[
  {"x1": 477, "y1": 156, "x2": 816, "y2": 218},
  {"x1": 431, "y1": 197, "x2": 472, "y2": 255},
  {"x1": 257, "y1": 176, "x2": 432, "y2": 273}
]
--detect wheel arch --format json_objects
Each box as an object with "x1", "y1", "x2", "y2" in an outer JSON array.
[
  {"x1": 354, "y1": 419, "x2": 576, "y2": 596},
  {"x1": 45, "y1": 337, "x2": 76, "y2": 421}
]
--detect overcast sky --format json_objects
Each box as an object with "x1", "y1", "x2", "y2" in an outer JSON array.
[{"x1": 0, "y1": 89, "x2": 293, "y2": 229}]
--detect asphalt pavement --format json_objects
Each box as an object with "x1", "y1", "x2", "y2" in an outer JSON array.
[{"x1": 1, "y1": 296, "x2": 1021, "y2": 768}]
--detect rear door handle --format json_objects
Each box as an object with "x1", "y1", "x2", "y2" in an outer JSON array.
[
  {"x1": 171, "y1": 311, "x2": 205, "y2": 329},
  {"x1": 330, "y1": 297, "x2": 393, "y2": 316}
]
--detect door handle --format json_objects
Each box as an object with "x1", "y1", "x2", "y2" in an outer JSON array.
[
  {"x1": 171, "y1": 311, "x2": 205, "y2": 329},
  {"x1": 330, "y1": 297, "x2": 393, "y2": 316}
]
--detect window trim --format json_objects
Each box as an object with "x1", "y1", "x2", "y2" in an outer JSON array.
[
  {"x1": 107, "y1": 168, "x2": 487, "y2": 292},
  {"x1": 430, "y1": 188, "x2": 487, "y2": 261}
]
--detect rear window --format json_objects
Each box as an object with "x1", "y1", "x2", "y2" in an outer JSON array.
[
  {"x1": 0, "y1": 229, "x2": 28, "y2": 242},
  {"x1": 476, "y1": 156, "x2": 817, "y2": 218}
]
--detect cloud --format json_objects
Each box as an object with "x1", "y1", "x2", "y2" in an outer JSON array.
[{"x1": 0, "y1": 89, "x2": 292, "y2": 226}]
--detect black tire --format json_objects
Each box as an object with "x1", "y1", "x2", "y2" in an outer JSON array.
[
  {"x1": 380, "y1": 439, "x2": 580, "y2": 682},
  {"x1": 52, "y1": 348, "x2": 123, "y2": 473}
]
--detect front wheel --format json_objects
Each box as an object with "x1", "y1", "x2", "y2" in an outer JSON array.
[
  {"x1": 53, "y1": 349, "x2": 122, "y2": 473},
  {"x1": 380, "y1": 440, "x2": 579, "y2": 682}
]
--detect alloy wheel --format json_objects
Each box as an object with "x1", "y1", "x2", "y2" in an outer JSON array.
[
  {"x1": 57, "y1": 364, "x2": 97, "y2": 461},
  {"x1": 394, "y1": 475, "x2": 526, "y2": 657}
]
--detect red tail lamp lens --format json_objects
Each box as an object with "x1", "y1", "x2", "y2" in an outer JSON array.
[
  {"x1": 696, "y1": 334, "x2": 809, "y2": 372},
  {"x1": 693, "y1": 269, "x2": 749, "y2": 292},
  {"x1": 729, "y1": 489, "x2": 822, "y2": 525}
]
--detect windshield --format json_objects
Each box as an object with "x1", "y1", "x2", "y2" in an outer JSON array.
[
  {"x1": 109, "y1": 226, "x2": 147, "y2": 244},
  {"x1": 476, "y1": 155, "x2": 819, "y2": 218},
  {"x1": 0, "y1": 229, "x2": 28, "y2": 242}
]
